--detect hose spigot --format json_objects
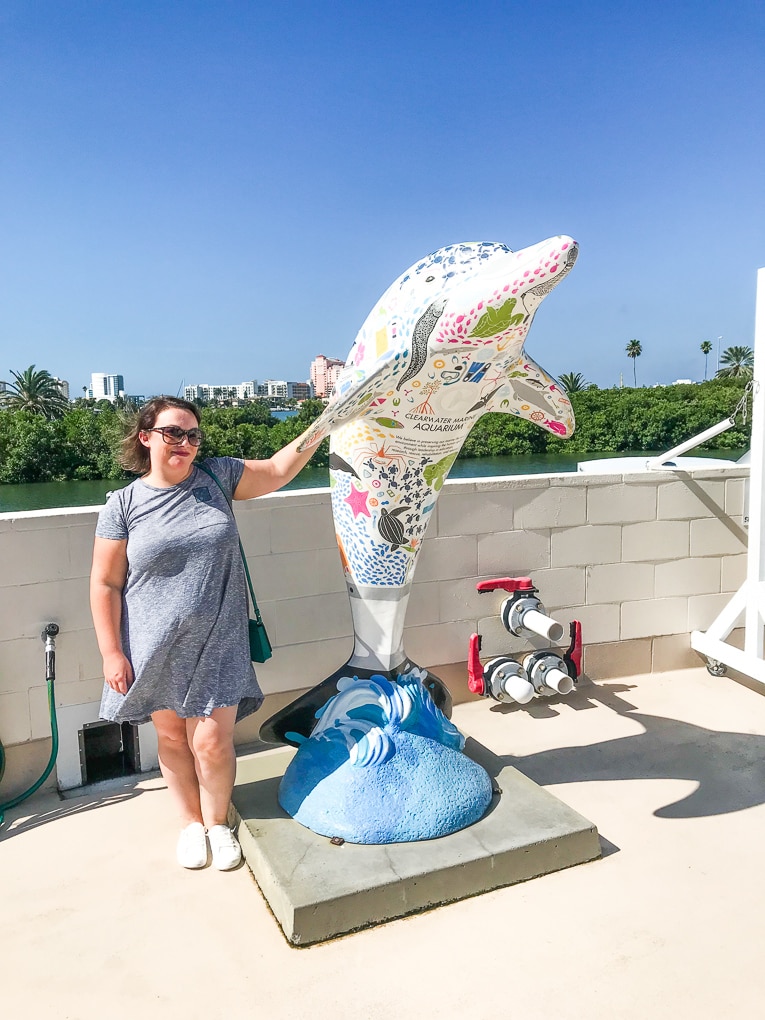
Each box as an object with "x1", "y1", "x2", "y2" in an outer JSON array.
[{"x1": 41, "y1": 623, "x2": 59, "y2": 682}]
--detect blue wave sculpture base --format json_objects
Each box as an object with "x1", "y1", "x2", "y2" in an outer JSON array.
[{"x1": 278, "y1": 670, "x2": 493, "y2": 844}]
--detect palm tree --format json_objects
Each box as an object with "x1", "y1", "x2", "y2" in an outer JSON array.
[
  {"x1": 716, "y1": 346, "x2": 754, "y2": 379},
  {"x1": 559, "y1": 371, "x2": 592, "y2": 392},
  {"x1": 700, "y1": 340, "x2": 713, "y2": 380},
  {"x1": 0, "y1": 365, "x2": 70, "y2": 418},
  {"x1": 625, "y1": 339, "x2": 642, "y2": 386}
]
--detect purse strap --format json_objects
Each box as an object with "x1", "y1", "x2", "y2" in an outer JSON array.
[{"x1": 195, "y1": 462, "x2": 264, "y2": 625}]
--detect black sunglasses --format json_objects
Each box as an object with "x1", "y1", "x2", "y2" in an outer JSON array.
[{"x1": 145, "y1": 426, "x2": 204, "y2": 447}]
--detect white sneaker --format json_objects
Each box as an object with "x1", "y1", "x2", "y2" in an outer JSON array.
[
  {"x1": 207, "y1": 824, "x2": 242, "y2": 871},
  {"x1": 176, "y1": 822, "x2": 208, "y2": 869}
]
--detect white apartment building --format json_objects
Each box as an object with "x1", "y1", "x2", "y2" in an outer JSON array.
[
  {"x1": 184, "y1": 380, "x2": 313, "y2": 403},
  {"x1": 185, "y1": 381, "x2": 258, "y2": 403},
  {"x1": 88, "y1": 373, "x2": 124, "y2": 401},
  {"x1": 310, "y1": 354, "x2": 345, "y2": 398}
]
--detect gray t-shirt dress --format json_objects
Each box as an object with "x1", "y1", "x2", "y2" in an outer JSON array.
[{"x1": 95, "y1": 456, "x2": 263, "y2": 725}]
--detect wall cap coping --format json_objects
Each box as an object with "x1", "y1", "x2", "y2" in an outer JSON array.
[{"x1": 0, "y1": 463, "x2": 749, "y2": 526}]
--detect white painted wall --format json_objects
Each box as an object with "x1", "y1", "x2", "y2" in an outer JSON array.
[{"x1": 0, "y1": 464, "x2": 748, "y2": 793}]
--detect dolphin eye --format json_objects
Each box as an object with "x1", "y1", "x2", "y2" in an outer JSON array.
[{"x1": 425, "y1": 275, "x2": 435, "y2": 283}]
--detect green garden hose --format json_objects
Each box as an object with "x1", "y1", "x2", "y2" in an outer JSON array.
[{"x1": 0, "y1": 625, "x2": 60, "y2": 828}]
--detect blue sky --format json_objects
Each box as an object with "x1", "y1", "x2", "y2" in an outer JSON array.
[{"x1": 1, "y1": 0, "x2": 763, "y2": 398}]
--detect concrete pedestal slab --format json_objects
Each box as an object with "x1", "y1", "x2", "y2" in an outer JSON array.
[{"x1": 231, "y1": 740, "x2": 601, "y2": 945}]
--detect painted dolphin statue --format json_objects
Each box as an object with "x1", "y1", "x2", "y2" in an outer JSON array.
[{"x1": 260, "y1": 236, "x2": 577, "y2": 747}]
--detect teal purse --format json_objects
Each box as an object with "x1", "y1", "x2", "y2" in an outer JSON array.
[{"x1": 196, "y1": 462, "x2": 273, "y2": 664}]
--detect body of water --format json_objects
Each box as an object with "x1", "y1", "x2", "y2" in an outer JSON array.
[{"x1": 0, "y1": 449, "x2": 746, "y2": 513}]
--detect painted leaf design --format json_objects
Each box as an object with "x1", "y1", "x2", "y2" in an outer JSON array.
[{"x1": 468, "y1": 298, "x2": 524, "y2": 338}]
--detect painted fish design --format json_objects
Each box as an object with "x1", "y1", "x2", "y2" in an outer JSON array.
[
  {"x1": 260, "y1": 236, "x2": 577, "y2": 746},
  {"x1": 396, "y1": 300, "x2": 446, "y2": 390}
]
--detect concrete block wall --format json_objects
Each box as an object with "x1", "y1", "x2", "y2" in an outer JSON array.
[
  {"x1": 428, "y1": 468, "x2": 747, "y2": 674},
  {"x1": 0, "y1": 464, "x2": 749, "y2": 794}
]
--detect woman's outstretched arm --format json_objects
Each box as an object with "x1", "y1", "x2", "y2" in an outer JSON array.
[{"x1": 233, "y1": 429, "x2": 324, "y2": 500}]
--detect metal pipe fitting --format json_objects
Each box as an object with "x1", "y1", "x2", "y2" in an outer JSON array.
[
  {"x1": 522, "y1": 651, "x2": 574, "y2": 697},
  {"x1": 482, "y1": 657, "x2": 535, "y2": 705},
  {"x1": 501, "y1": 596, "x2": 564, "y2": 642}
]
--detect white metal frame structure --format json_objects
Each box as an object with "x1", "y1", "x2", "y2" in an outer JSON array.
[{"x1": 691, "y1": 268, "x2": 765, "y2": 680}]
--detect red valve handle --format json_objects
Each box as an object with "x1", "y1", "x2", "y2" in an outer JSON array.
[
  {"x1": 476, "y1": 577, "x2": 535, "y2": 594},
  {"x1": 564, "y1": 620, "x2": 583, "y2": 679},
  {"x1": 467, "y1": 633, "x2": 485, "y2": 694}
]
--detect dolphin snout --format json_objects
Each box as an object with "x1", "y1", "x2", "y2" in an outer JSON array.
[
  {"x1": 522, "y1": 235, "x2": 578, "y2": 269},
  {"x1": 562, "y1": 240, "x2": 579, "y2": 270}
]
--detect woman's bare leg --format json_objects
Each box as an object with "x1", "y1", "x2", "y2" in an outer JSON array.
[
  {"x1": 152, "y1": 709, "x2": 202, "y2": 826},
  {"x1": 186, "y1": 706, "x2": 238, "y2": 828}
]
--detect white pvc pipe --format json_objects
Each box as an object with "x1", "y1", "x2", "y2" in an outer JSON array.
[
  {"x1": 500, "y1": 673, "x2": 535, "y2": 705},
  {"x1": 544, "y1": 668, "x2": 574, "y2": 695},
  {"x1": 520, "y1": 608, "x2": 564, "y2": 642},
  {"x1": 647, "y1": 417, "x2": 734, "y2": 469}
]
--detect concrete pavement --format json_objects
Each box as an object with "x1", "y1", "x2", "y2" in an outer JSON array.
[{"x1": 3, "y1": 666, "x2": 765, "y2": 1019}]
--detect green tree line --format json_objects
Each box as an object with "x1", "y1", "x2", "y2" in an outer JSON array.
[
  {"x1": 461, "y1": 379, "x2": 751, "y2": 457},
  {"x1": 0, "y1": 400, "x2": 330, "y2": 484},
  {"x1": 0, "y1": 382, "x2": 751, "y2": 485}
]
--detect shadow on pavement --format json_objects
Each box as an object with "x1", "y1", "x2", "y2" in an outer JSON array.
[{"x1": 483, "y1": 678, "x2": 765, "y2": 819}]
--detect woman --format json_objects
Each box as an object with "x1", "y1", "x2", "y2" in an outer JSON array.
[{"x1": 90, "y1": 396, "x2": 321, "y2": 870}]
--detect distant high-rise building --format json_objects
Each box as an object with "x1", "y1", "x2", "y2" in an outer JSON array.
[
  {"x1": 290, "y1": 381, "x2": 314, "y2": 401},
  {"x1": 310, "y1": 355, "x2": 345, "y2": 398},
  {"x1": 54, "y1": 378, "x2": 69, "y2": 400},
  {"x1": 263, "y1": 380, "x2": 313, "y2": 401},
  {"x1": 89, "y1": 373, "x2": 125, "y2": 402}
]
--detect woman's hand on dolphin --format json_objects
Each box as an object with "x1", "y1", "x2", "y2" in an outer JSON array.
[
  {"x1": 234, "y1": 429, "x2": 323, "y2": 500},
  {"x1": 103, "y1": 651, "x2": 133, "y2": 694}
]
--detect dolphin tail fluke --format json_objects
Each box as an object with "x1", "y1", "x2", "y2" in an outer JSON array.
[{"x1": 258, "y1": 661, "x2": 453, "y2": 747}]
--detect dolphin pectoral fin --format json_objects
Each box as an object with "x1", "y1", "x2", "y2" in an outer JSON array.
[
  {"x1": 296, "y1": 357, "x2": 398, "y2": 451},
  {"x1": 258, "y1": 661, "x2": 453, "y2": 747},
  {"x1": 488, "y1": 354, "x2": 575, "y2": 437}
]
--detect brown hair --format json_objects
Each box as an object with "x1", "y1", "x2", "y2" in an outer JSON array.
[{"x1": 119, "y1": 395, "x2": 201, "y2": 474}]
